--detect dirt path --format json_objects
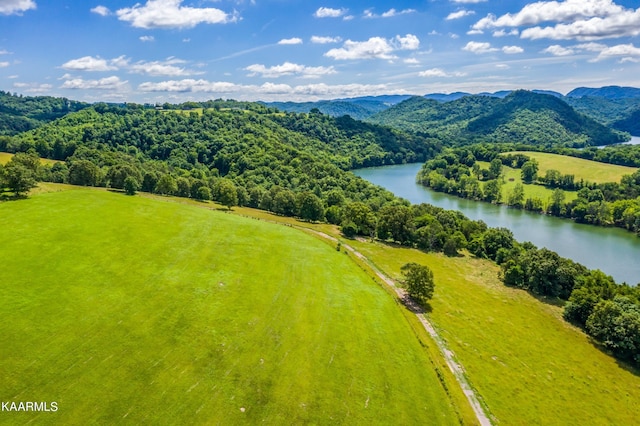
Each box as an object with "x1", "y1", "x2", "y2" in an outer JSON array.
[{"x1": 307, "y1": 230, "x2": 493, "y2": 426}]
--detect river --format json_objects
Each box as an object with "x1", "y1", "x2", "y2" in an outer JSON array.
[{"x1": 354, "y1": 163, "x2": 640, "y2": 285}]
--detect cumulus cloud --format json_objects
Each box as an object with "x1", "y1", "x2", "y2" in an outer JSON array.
[
  {"x1": 61, "y1": 56, "x2": 119, "y2": 72},
  {"x1": 278, "y1": 38, "x2": 303, "y2": 45},
  {"x1": 0, "y1": 61, "x2": 9, "y2": 68},
  {"x1": 140, "y1": 35, "x2": 155, "y2": 42},
  {"x1": 91, "y1": 5, "x2": 110, "y2": 16},
  {"x1": 364, "y1": 8, "x2": 415, "y2": 18},
  {"x1": 138, "y1": 79, "x2": 393, "y2": 99},
  {"x1": 473, "y1": 0, "x2": 640, "y2": 41},
  {"x1": 314, "y1": 7, "x2": 347, "y2": 18},
  {"x1": 61, "y1": 76, "x2": 127, "y2": 90},
  {"x1": 446, "y1": 10, "x2": 475, "y2": 20},
  {"x1": 419, "y1": 68, "x2": 466, "y2": 77},
  {"x1": 310, "y1": 36, "x2": 342, "y2": 44},
  {"x1": 592, "y1": 43, "x2": 640, "y2": 61},
  {"x1": 0, "y1": 0, "x2": 36, "y2": 15},
  {"x1": 542, "y1": 44, "x2": 576, "y2": 55},
  {"x1": 129, "y1": 58, "x2": 203, "y2": 76},
  {"x1": 502, "y1": 45, "x2": 524, "y2": 54},
  {"x1": 493, "y1": 29, "x2": 519, "y2": 37},
  {"x1": 245, "y1": 62, "x2": 336, "y2": 78},
  {"x1": 12, "y1": 82, "x2": 53, "y2": 93},
  {"x1": 115, "y1": 0, "x2": 238, "y2": 29},
  {"x1": 404, "y1": 58, "x2": 420, "y2": 65},
  {"x1": 462, "y1": 41, "x2": 498, "y2": 54},
  {"x1": 325, "y1": 34, "x2": 419, "y2": 60}
]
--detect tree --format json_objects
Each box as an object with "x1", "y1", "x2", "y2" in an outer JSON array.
[
  {"x1": 214, "y1": 179, "x2": 238, "y2": 210},
  {"x1": 155, "y1": 174, "x2": 177, "y2": 195},
  {"x1": 488, "y1": 158, "x2": 503, "y2": 179},
  {"x1": 401, "y1": 262, "x2": 435, "y2": 303},
  {"x1": 297, "y1": 191, "x2": 324, "y2": 222},
  {"x1": 507, "y1": 183, "x2": 525, "y2": 208},
  {"x1": 120, "y1": 176, "x2": 138, "y2": 195},
  {"x1": 521, "y1": 160, "x2": 539, "y2": 184},
  {"x1": 68, "y1": 160, "x2": 101, "y2": 186},
  {"x1": 1, "y1": 161, "x2": 37, "y2": 195}
]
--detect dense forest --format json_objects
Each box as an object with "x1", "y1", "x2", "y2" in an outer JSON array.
[
  {"x1": 368, "y1": 91, "x2": 628, "y2": 147},
  {"x1": 0, "y1": 91, "x2": 89, "y2": 135},
  {"x1": 1, "y1": 93, "x2": 640, "y2": 366}
]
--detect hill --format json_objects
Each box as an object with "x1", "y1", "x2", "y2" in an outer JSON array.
[
  {"x1": 263, "y1": 95, "x2": 411, "y2": 119},
  {"x1": 566, "y1": 85, "x2": 640, "y2": 99},
  {"x1": 368, "y1": 90, "x2": 627, "y2": 147},
  {"x1": 0, "y1": 189, "x2": 470, "y2": 424},
  {"x1": 0, "y1": 90, "x2": 89, "y2": 135}
]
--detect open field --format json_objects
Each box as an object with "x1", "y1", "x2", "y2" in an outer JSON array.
[
  {"x1": 477, "y1": 161, "x2": 578, "y2": 205},
  {"x1": 347, "y1": 240, "x2": 640, "y2": 425},
  {"x1": 0, "y1": 151, "x2": 60, "y2": 166},
  {"x1": 506, "y1": 151, "x2": 638, "y2": 184},
  {"x1": 0, "y1": 189, "x2": 470, "y2": 425}
]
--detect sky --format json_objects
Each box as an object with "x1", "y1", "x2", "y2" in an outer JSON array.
[{"x1": 1, "y1": 0, "x2": 640, "y2": 103}]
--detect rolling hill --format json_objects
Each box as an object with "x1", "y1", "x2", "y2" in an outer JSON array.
[{"x1": 368, "y1": 90, "x2": 627, "y2": 147}]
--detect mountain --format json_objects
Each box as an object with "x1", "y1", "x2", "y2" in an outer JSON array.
[
  {"x1": 368, "y1": 90, "x2": 627, "y2": 147},
  {"x1": 565, "y1": 96, "x2": 640, "y2": 129},
  {"x1": 566, "y1": 86, "x2": 640, "y2": 99},
  {"x1": 424, "y1": 92, "x2": 470, "y2": 102},
  {"x1": 263, "y1": 95, "x2": 412, "y2": 120},
  {"x1": 0, "y1": 90, "x2": 89, "y2": 135}
]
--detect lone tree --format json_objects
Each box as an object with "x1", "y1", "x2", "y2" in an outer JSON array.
[
  {"x1": 1, "y1": 161, "x2": 37, "y2": 196},
  {"x1": 401, "y1": 262, "x2": 435, "y2": 303}
]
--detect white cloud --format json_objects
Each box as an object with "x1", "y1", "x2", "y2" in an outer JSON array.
[
  {"x1": 325, "y1": 34, "x2": 419, "y2": 60},
  {"x1": 310, "y1": 36, "x2": 342, "y2": 44},
  {"x1": 61, "y1": 56, "x2": 118, "y2": 72},
  {"x1": 396, "y1": 34, "x2": 420, "y2": 50},
  {"x1": 496, "y1": 64, "x2": 510, "y2": 69},
  {"x1": 493, "y1": 29, "x2": 519, "y2": 37},
  {"x1": 278, "y1": 38, "x2": 303, "y2": 45},
  {"x1": 419, "y1": 68, "x2": 466, "y2": 77},
  {"x1": 0, "y1": 61, "x2": 9, "y2": 68},
  {"x1": 473, "y1": 0, "x2": 640, "y2": 41},
  {"x1": 451, "y1": 0, "x2": 486, "y2": 3},
  {"x1": 462, "y1": 41, "x2": 498, "y2": 54},
  {"x1": 129, "y1": 58, "x2": 202, "y2": 76},
  {"x1": 0, "y1": 0, "x2": 36, "y2": 15},
  {"x1": 364, "y1": 8, "x2": 415, "y2": 18},
  {"x1": 575, "y1": 42, "x2": 608, "y2": 51},
  {"x1": 593, "y1": 43, "x2": 640, "y2": 61},
  {"x1": 245, "y1": 62, "x2": 336, "y2": 78},
  {"x1": 446, "y1": 10, "x2": 475, "y2": 20},
  {"x1": 90, "y1": 5, "x2": 110, "y2": 16},
  {"x1": 138, "y1": 79, "x2": 393, "y2": 100},
  {"x1": 502, "y1": 45, "x2": 524, "y2": 54},
  {"x1": 314, "y1": 7, "x2": 347, "y2": 18},
  {"x1": 115, "y1": 0, "x2": 238, "y2": 29},
  {"x1": 0, "y1": 49, "x2": 10, "y2": 55},
  {"x1": 467, "y1": 29, "x2": 483, "y2": 35},
  {"x1": 61, "y1": 76, "x2": 127, "y2": 90},
  {"x1": 12, "y1": 82, "x2": 53, "y2": 93},
  {"x1": 140, "y1": 35, "x2": 155, "y2": 42},
  {"x1": 542, "y1": 44, "x2": 576, "y2": 56},
  {"x1": 404, "y1": 58, "x2": 420, "y2": 65},
  {"x1": 620, "y1": 57, "x2": 639, "y2": 63}
]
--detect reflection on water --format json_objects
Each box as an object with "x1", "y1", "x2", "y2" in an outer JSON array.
[{"x1": 354, "y1": 163, "x2": 640, "y2": 285}]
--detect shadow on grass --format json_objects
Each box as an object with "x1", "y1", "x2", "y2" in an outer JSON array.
[
  {"x1": 584, "y1": 337, "x2": 640, "y2": 377},
  {"x1": 0, "y1": 192, "x2": 28, "y2": 202}
]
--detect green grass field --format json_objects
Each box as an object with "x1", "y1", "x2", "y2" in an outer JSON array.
[
  {"x1": 348, "y1": 240, "x2": 640, "y2": 425},
  {"x1": 0, "y1": 190, "x2": 470, "y2": 425},
  {"x1": 507, "y1": 151, "x2": 638, "y2": 184},
  {"x1": 0, "y1": 151, "x2": 60, "y2": 166}
]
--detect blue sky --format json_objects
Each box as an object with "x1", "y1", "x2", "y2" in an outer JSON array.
[{"x1": 1, "y1": 0, "x2": 640, "y2": 103}]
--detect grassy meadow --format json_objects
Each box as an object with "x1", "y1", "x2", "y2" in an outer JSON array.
[
  {"x1": 0, "y1": 151, "x2": 60, "y2": 166},
  {"x1": 347, "y1": 240, "x2": 640, "y2": 425},
  {"x1": 506, "y1": 151, "x2": 638, "y2": 184},
  {"x1": 0, "y1": 189, "x2": 471, "y2": 425}
]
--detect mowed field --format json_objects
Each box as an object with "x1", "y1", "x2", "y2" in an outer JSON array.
[
  {"x1": 349, "y1": 240, "x2": 640, "y2": 425},
  {"x1": 507, "y1": 151, "x2": 639, "y2": 184},
  {"x1": 0, "y1": 151, "x2": 60, "y2": 166},
  {"x1": 0, "y1": 190, "x2": 468, "y2": 425}
]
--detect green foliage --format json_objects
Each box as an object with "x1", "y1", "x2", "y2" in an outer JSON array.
[
  {"x1": 68, "y1": 159, "x2": 101, "y2": 186},
  {"x1": 368, "y1": 91, "x2": 626, "y2": 147},
  {"x1": 123, "y1": 176, "x2": 140, "y2": 195},
  {"x1": 214, "y1": 178, "x2": 238, "y2": 210},
  {"x1": 401, "y1": 262, "x2": 435, "y2": 303}
]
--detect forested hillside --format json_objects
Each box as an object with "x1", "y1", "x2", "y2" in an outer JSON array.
[
  {"x1": 0, "y1": 91, "x2": 89, "y2": 135},
  {"x1": 368, "y1": 90, "x2": 627, "y2": 147}
]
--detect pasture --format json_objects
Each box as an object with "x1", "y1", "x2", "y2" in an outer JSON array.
[
  {"x1": 0, "y1": 190, "x2": 468, "y2": 424},
  {"x1": 348, "y1": 239, "x2": 640, "y2": 425}
]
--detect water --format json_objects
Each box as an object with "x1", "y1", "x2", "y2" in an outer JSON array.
[{"x1": 354, "y1": 163, "x2": 640, "y2": 285}]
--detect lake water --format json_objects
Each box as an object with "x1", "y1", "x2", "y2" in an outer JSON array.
[{"x1": 354, "y1": 163, "x2": 640, "y2": 286}]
